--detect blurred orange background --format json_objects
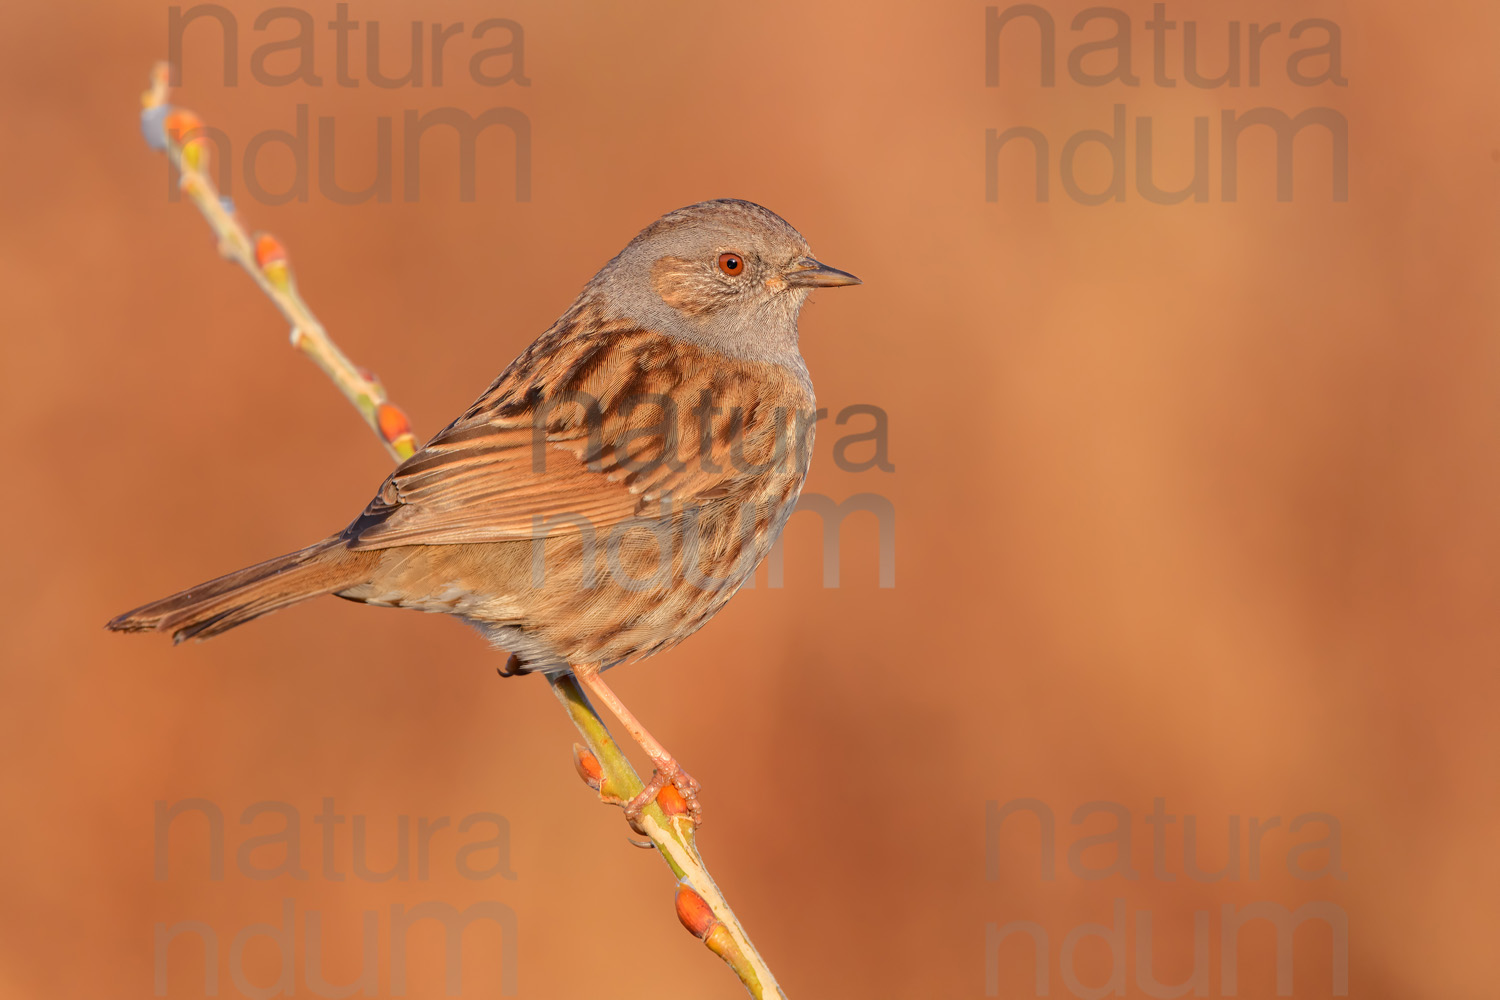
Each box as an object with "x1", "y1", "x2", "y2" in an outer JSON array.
[{"x1": 2, "y1": 1, "x2": 1498, "y2": 997}]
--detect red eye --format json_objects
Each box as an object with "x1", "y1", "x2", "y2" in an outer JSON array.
[{"x1": 717, "y1": 252, "x2": 744, "y2": 276}]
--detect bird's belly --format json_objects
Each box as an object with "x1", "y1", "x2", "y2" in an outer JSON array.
[{"x1": 346, "y1": 487, "x2": 801, "y2": 669}]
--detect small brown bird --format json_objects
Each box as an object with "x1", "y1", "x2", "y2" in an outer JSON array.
[{"x1": 109, "y1": 199, "x2": 860, "y2": 823}]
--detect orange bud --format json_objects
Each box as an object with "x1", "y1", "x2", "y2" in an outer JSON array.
[
  {"x1": 675, "y1": 884, "x2": 717, "y2": 939},
  {"x1": 254, "y1": 234, "x2": 291, "y2": 289},
  {"x1": 164, "y1": 109, "x2": 203, "y2": 142},
  {"x1": 658, "y1": 781, "x2": 689, "y2": 817},
  {"x1": 376, "y1": 403, "x2": 412, "y2": 443},
  {"x1": 165, "y1": 110, "x2": 210, "y2": 171},
  {"x1": 254, "y1": 233, "x2": 288, "y2": 269},
  {"x1": 573, "y1": 744, "x2": 602, "y2": 790}
]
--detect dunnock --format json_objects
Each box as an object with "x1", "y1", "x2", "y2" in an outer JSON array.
[{"x1": 109, "y1": 199, "x2": 860, "y2": 822}]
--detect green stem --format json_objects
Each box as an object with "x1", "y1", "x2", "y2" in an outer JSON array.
[{"x1": 547, "y1": 674, "x2": 785, "y2": 999}]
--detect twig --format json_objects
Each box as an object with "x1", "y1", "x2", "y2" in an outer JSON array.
[
  {"x1": 554, "y1": 675, "x2": 783, "y2": 997},
  {"x1": 137, "y1": 62, "x2": 787, "y2": 999},
  {"x1": 138, "y1": 63, "x2": 417, "y2": 462}
]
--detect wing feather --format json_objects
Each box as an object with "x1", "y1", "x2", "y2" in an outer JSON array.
[{"x1": 343, "y1": 327, "x2": 813, "y2": 550}]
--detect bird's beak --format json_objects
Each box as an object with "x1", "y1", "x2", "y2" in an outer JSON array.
[{"x1": 784, "y1": 256, "x2": 862, "y2": 288}]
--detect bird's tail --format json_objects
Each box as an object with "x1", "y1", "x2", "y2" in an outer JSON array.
[{"x1": 107, "y1": 536, "x2": 376, "y2": 643}]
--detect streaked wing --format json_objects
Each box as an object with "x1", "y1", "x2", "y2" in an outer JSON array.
[{"x1": 344, "y1": 325, "x2": 812, "y2": 550}]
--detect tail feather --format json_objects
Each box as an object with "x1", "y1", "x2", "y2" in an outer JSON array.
[{"x1": 107, "y1": 537, "x2": 375, "y2": 643}]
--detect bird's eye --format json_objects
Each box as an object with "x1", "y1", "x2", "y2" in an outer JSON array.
[{"x1": 717, "y1": 252, "x2": 744, "y2": 276}]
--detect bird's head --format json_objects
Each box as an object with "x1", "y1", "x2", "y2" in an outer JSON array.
[{"x1": 588, "y1": 199, "x2": 860, "y2": 363}]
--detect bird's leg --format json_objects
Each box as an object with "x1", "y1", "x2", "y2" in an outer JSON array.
[{"x1": 573, "y1": 662, "x2": 703, "y2": 826}]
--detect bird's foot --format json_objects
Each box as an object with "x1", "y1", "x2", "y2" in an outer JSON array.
[{"x1": 625, "y1": 762, "x2": 702, "y2": 830}]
